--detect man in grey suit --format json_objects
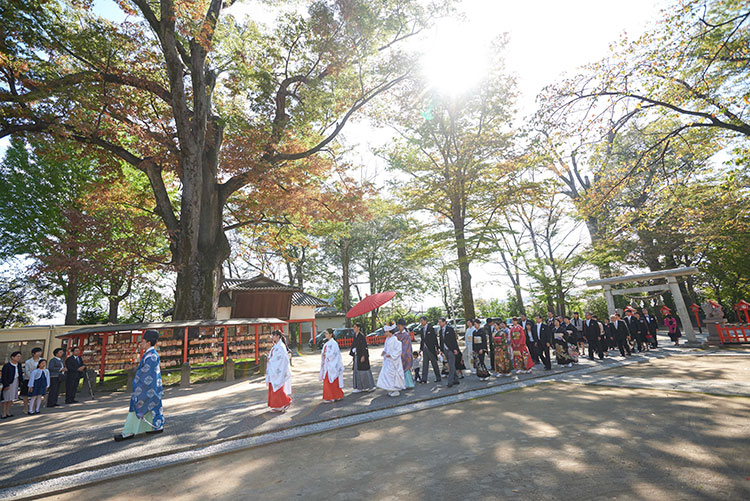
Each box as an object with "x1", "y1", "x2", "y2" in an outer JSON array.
[{"x1": 46, "y1": 348, "x2": 66, "y2": 407}]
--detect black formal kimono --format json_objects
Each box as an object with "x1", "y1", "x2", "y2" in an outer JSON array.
[
  {"x1": 486, "y1": 326, "x2": 496, "y2": 371},
  {"x1": 350, "y1": 332, "x2": 375, "y2": 390},
  {"x1": 553, "y1": 325, "x2": 574, "y2": 365}
]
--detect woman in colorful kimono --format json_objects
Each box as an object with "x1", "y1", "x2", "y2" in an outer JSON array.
[
  {"x1": 376, "y1": 324, "x2": 406, "y2": 396},
  {"x1": 553, "y1": 319, "x2": 574, "y2": 367},
  {"x1": 664, "y1": 314, "x2": 681, "y2": 346},
  {"x1": 115, "y1": 330, "x2": 165, "y2": 441},
  {"x1": 395, "y1": 319, "x2": 415, "y2": 389},
  {"x1": 320, "y1": 328, "x2": 345, "y2": 402},
  {"x1": 493, "y1": 321, "x2": 513, "y2": 376},
  {"x1": 510, "y1": 318, "x2": 534, "y2": 374},
  {"x1": 265, "y1": 330, "x2": 292, "y2": 412}
]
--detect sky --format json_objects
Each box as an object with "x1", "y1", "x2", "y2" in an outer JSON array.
[{"x1": 3, "y1": 0, "x2": 666, "y2": 322}]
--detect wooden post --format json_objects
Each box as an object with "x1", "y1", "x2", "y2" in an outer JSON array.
[
  {"x1": 180, "y1": 363, "x2": 191, "y2": 387},
  {"x1": 183, "y1": 326, "x2": 189, "y2": 364},
  {"x1": 99, "y1": 333, "x2": 108, "y2": 383},
  {"x1": 224, "y1": 358, "x2": 235, "y2": 381},
  {"x1": 126, "y1": 367, "x2": 136, "y2": 393},
  {"x1": 254, "y1": 324, "x2": 259, "y2": 364},
  {"x1": 223, "y1": 326, "x2": 228, "y2": 364}
]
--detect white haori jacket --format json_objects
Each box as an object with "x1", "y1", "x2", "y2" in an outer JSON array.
[
  {"x1": 265, "y1": 340, "x2": 292, "y2": 395},
  {"x1": 376, "y1": 334, "x2": 406, "y2": 392},
  {"x1": 320, "y1": 338, "x2": 345, "y2": 388}
]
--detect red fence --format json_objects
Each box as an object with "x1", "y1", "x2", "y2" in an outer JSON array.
[{"x1": 717, "y1": 324, "x2": 750, "y2": 344}]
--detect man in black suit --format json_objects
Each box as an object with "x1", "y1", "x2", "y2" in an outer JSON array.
[
  {"x1": 623, "y1": 309, "x2": 640, "y2": 352},
  {"x1": 534, "y1": 315, "x2": 552, "y2": 370},
  {"x1": 611, "y1": 314, "x2": 632, "y2": 356},
  {"x1": 419, "y1": 316, "x2": 441, "y2": 383},
  {"x1": 583, "y1": 312, "x2": 603, "y2": 360},
  {"x1": 438, "y1": 318, "x2": 460, "y2": 387},
  {"x1": 642, "y1": 308, "x2": 659, "y2": 348},
  {"x1": 546, "y1": 311, "x2": 556, "y2": 327},
  {"x1": 65, "y1": 347, "x2": 86, "y2": 403}
]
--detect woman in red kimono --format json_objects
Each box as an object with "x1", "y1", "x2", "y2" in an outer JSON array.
[{"x1": 509, "y1": 318, "x2": 534, "y2": 373}]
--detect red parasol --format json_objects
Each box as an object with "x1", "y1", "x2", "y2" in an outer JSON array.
[{"x1": 346, "y1": 291, "x2": 396, "y2": 318}]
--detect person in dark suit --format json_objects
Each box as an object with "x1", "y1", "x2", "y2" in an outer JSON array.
[
  {"x1": 534, "y1": 315, "x2": 552, "y2": 370},
  {"x1": 546, "y1": 311, "x2": 556, "y2": 327},
  {"x1": 484, "y1": 318, "x2": 496, "y2": 373},
  {"x1": 583, "y1": 312, "x2": 603, "y2": 360},
  {"x1": 65, "y1": 347, "x2": 86, "y2": 404},
  {"x1": 634, "y1": 312, "x2": 650, "y2": 352},
  {"x1": 46, "y1": 348, "x2": 66, "y2": 407},
  {"x1": 623, "y1": 309, "x2": 640, "y2": 352},
  {"x1": 418, "y1": 316, "x2": 441, "y2": 383},
  {"x1": 642, "y1": 309, "x2": 659, "y2": 348},
  {"x1": 611, "y1": 314, "x2": 632, "y2": 356},
  {"x1": 438, "y1": 318, "x2": 460, "y2": 387}
]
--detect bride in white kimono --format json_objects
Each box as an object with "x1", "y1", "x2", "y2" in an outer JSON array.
[{"x1": 376, "y1": 324, "x2": 406, "y2": 397}]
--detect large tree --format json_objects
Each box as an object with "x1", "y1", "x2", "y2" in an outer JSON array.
[
  {"x1": 1, "y1": 0, "x2": 447, "y2": 320},
  {"x1": 540, "y1": 0, "x2": 749, "y2": 163},
  {"x1": 382, "y1": 38, "x2": 518, "y2": 319}
]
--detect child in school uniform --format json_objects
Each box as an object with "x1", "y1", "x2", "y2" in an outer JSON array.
[
  {"x1": 27, "y1": 359, "x2": 50, "y2": 415},
  {"x1": 412, "y1": 351, "x2": 421, "y2": 382}
]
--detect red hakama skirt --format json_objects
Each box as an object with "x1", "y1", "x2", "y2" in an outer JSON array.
[
  {"x1": 322, "y1": 373, "x2": 344, "y2": 401},
  {"x1": 267, "y1": 384, "x2": 292, "y2": 410}
]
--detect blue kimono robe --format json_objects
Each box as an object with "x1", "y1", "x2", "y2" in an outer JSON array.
[{"x1": 125, "y1": 346, "x2": 164, "y2": 433}]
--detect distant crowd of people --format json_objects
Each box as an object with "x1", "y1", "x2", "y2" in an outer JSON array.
[
  {"x1": 265, "y1": 307, "x2": 683, "y2": 412},
  {"x1": 1, "y1": 346, "x2": 86, "y2": 419}
]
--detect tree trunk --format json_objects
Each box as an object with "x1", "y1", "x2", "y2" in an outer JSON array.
[
  {"x1": 341, "y1": 239, "x2": 352, "y2": 328},
  {"x1": 171, "y1": 124, "x2": 230, "y2": 321},
  {"x1": 64, "y1": 272, "x2": 79, "y2": 325},
  {"x1": 584, "y1": 215, "x2": 614, "y2": 279},
  {"x1": 452, "y1": 216, "x2": 475, "y2": 320},
  {"x1": 555, "y1": 276, "x2": 566, "y2": 317}
]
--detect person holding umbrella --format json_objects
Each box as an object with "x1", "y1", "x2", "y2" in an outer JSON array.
[
  {"x1": 114, "y1": 330, "x2": 164, "y2": 441},
  {"x1": 350, "y1": 322, "x2": 375, "y2": 393}
]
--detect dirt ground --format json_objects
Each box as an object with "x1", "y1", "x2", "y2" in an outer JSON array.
[{"x1": 43, "y1": 356, "x2": 750, "y2": 501}]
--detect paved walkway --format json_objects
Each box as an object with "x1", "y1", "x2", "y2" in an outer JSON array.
[
  {"x1": 0, "y1": 334, "x2": 747, "y2": 499},
  {"x1": 41, "y1": 382, "x2": 750, "y2": 501}
]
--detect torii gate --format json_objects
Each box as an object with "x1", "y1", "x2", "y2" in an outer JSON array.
[{"x1": 586, "y1": 266, "x2": 698, "y2": 345}]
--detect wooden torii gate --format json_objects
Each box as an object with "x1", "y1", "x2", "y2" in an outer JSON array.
[{"x1": 586, "y1": 266, "x2": 698, "y2": 345}]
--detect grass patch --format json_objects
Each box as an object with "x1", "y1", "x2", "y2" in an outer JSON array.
[{"x1": 90, "y1": 359, "x2": 262, "y2": 393}]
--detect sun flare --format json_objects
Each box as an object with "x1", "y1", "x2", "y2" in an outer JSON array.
[{"x1": 421, "y1": 18, "x2": 490, "y2": 96}]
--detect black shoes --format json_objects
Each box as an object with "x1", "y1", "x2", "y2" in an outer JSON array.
[
  {"x1": 114, "y1": 434, "x2": 135, "y2": 442},
  {"x1": 146, "y1": 428, "x2": 164, "y2": 435}
]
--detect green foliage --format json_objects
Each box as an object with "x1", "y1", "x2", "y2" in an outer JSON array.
[
  {"x1": 424, "y1": 306, "x2": 443, "y2": 324},
  {"x1": 475, "y1": 298, "x2": 510, "y2": 320}
]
